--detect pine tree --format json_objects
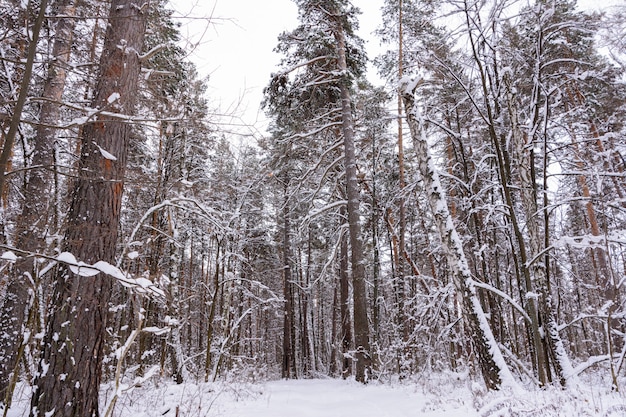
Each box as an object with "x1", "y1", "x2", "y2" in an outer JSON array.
[
  {"x1": 30, "y1": 0, "x2": 148, "y2": 414},
  {"x1": 264, "y1": 0, "x2": 372, "y2": 382}
]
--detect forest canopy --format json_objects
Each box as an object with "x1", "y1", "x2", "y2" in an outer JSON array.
[{"x1": 0, "y1": 0, "x2": 625, "y2": 415}]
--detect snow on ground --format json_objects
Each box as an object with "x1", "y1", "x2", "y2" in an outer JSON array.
[
  {"x1": 5, "y1": 372, "x2": 626, "y2": 416},
  {"x1": 217, "y1": 378, "x2": 474, "y2": 417},
  {"x1": 100, "y1": 375, "x2": 477, "y2": 417},
  {"x1": 107, "y1": 373, "x2": 626, "y2": 417}
]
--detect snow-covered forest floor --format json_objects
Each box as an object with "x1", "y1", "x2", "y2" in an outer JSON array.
[{"x1": 7, "y1": 372, "x2": 626, "y2": 416}]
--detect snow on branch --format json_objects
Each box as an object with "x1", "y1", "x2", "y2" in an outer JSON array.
[
  {"x1": 118, "y1": 197, "x2": 226, "y2": 268},
  {"x1": 56, "y1": 252, "x2": 165, "y2": 299},
  {"x1": 296, "y1": 137, "x2": 344, "y2": 184},
  {"x1": 1, "y1": 251, "x2": 17, "y2": 261},
  {"x1": 528, "y1": 232, "x2": 626, "y2": 268},
  {"x1": 302, "y1": 199, "x2": 347, "y2": 224},
  {"x1": 569, "y1": 355, "x2": 616, "y2": 378},
  {"x1": 138, "y1": 43, "x2": 170, "y2": 62},
  {"x1": 295, "y1": 154, "x2": 344, "y2": 205},
  {"x1": 27, "y1": 97, "x2": 191, "y2": 128},
  {"x1": 557, "y1": 313, "x2": 611, "y2": 332},
  {"x1": 272, "y1": 55, "x2": 334, "y2": 78},
  {"x1": 471, "y1": 279, "x2": 531, "y2": 324},
  {"x1": 284, "y1": 120, "x2": 343, "y2": 141},
  {"x1": 0, "y1": 245, "x2": 165, "y2": 300},
  {"x1": 95, "y1": 142, "x2": 118, "y2": 161}
]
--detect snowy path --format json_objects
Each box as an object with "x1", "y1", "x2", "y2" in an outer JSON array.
[
  {"x1": 216, "y1": 379, "x2": 476, "y2": 417},
  {"x1": 6, "y1": 375, "x2": 626, "y2": 416}
]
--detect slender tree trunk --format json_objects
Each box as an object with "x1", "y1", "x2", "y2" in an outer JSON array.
[
  {"x1": 339, "y1": 222, "x2": 352, "y2": 379},
  {"x1": 303, "y1": 229, "x2": 316, "y2": 374},
  {"x1": 504, "y1": 75, "x2": 574, "y2": 386},
  {"x1": 281, "y1": 179, "x2": 296, "y2": 379},
  {"x1": 329, "y1": 281, "x2": 339, "y2": 376},
  {"x1": 204, "y1": 238, "x2": 221, "y2": 382},
  {"x1": 0, "y1": 1, "x2": 77, "y2": 406},
  {"x1": 395, "y1": 0, "x2": 409, "y2": 376},
  {"x1": 166, "y1": 217, "x2": 189, "y2": 384},
  {"x1": 461, "y1": 1, "x2": 552, "y2": 386},
  {"x1": 370, "y1": 134, "x2": 381, "y2": 347},
  {"x1": 0, "y1": 0, "x2": 48, "y2": 201},
  {"x1": 402, "y1": 80, "x2": 516, "y2": 390},
  {"x1": 30, "y1": 1, "x2": 148, "y2": 415}
]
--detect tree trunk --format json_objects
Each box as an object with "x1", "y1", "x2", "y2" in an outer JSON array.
[
  {"x1": 504, "y1": 75, "x2": 574, "y2": 386},
  {"x1": 339, "y1": 221, "x2": 352, "y2": 378},
  {"x1": 0, "y1": 1, "x2": 76, "y2": 406},
  {"x1": 165, "y1": 216, "x2": 189, "y2": 384},
  {"x1": 204, "y1": 239, "x2": 221, "y2": 382},
  {"x1": 281, "y1": 179, "x2": 296, "y2": 379},
  {"x1": 0, "y1": 0, "x2": 48, "y2": 201},
  {"x1": 401, "y1": 80, "x2": 516, "y2": 390},
  {"x1": 333, "y1": 21, "x2": 371, "y2": 383},
  {"x1": 30, "y1": 1, "x2": 147, "y2": 415},
  {"x1": 396, "y1": 0, "x2": 409, "y2": 376}
]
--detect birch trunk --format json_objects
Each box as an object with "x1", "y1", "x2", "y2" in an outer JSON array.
[
  {"x1": 401, "y1": 79, "x2": 516, "y2": 390},
  {"x1": 504, "y1": 75, "x2": 575, "y2": 385}
]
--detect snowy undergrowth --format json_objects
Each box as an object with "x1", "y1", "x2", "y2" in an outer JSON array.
[
  {"x1": 100, "y1": 378, "x2": 263, "y2": 417},
  {"x1": 466, "y1": 373, "x2": 626, "y2": 417},
  {"x1": 4, "y1": 371, "x2": 626, "y2": 416},
  {"x1": 473, "y1": 383, "x2": 626, "y2": 417},
  {"x1": 119, "y1": 372, "x2": 624, "y2": 417}
]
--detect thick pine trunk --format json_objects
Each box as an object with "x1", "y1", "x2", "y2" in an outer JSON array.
[
  {"x1": 30, "y1": 1, "x2": 147, "y2": 415},
  {"x1": 334, "y1": 23, "x2": 371, "y2": 384}
]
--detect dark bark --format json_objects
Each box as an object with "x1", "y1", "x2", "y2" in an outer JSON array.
[
  {"x1": 0, "y1": 0, "x2": 48, "y2": 201},
  {"x1": 333, "y1": 19, "x2": 371, "y2": 383},
  {"x1": 30, "y1": 1, "x2": 148, "y2": 415},
  {"x1": 281, "y1": 179, "x2": 296, "y2": 379},
  {"x1": 339, "y1": 220, "x2": 352, "y2": 378},
  {"x1": 0, "y1": 0, "x2": 76, "y2": 406}
]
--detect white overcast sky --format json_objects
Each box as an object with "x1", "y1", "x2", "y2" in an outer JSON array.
[
  {"x1": 167, "y1": 0, "x2": 623, "y2": 139},
  {"x1": 167, "y1": 0, "x2": 384, "y2": 138}
]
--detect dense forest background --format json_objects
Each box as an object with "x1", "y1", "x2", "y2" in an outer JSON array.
[{"x1": 0, "y1": 0, "x2": 625, "y2": 415}]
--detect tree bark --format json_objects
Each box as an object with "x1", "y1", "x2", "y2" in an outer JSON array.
[
  {"x1": 333, "y1": 20, "x2": 371, "y2": 383},
  {"x1": 281, "y1": 178, "x2": 296, "y2": 379},
  {"x1": 0, "y1": 1, "x2": 76, "y2": 406},
  {"x1": 30, "y1": 1, "x2": 148, "y2": 415},
  {"x1": 401, "y1": 80, "x2": 516, "y2": 390},
  {"x1": 339, "y1": 220, "x2": 352, "y2": 378}
]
